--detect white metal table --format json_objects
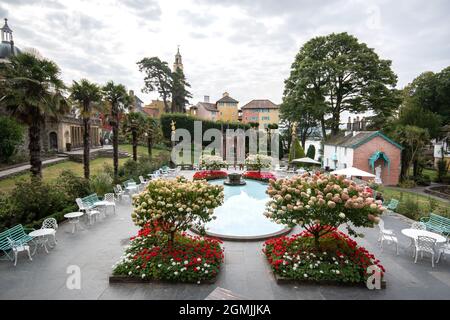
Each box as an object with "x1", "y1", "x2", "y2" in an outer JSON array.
[
  {"x1": 94, "y1": 200, "x2": 115, "y2": 216},
  {"x1": 29, "y1": 228, "x2": 56, "y2": 254},
  {"x1": 401, "y1": 229, "x2": 447, "y2": 244},
  {"x1": 64, "y1": 212, "x2": 84, "y2": 234},
  {"x1": 401, "y1": 228, "x2": 447, "y2": 256}
]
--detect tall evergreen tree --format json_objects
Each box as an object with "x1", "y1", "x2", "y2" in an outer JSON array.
[{"x1": 171, "y1": 68, "x2": 192, "y2": 113}]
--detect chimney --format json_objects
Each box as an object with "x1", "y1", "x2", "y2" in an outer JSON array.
[
  {"x1": 355, "y1": 116, "x2": 360, "y2": 131},
  {"x1": 204, "y1": 95, "x2": 210, "y2": 103},
  {"x1": 129, "y1": 90, "x2": 135, "y2": 97},
  {"x1": 361, "y1": 117, "x2": 366, "y2": 130},
  {"x1": 223, "y1": 92, "x2": 229, "y2": 97},
  {"x1": 347, "y1": 117, "x2": 351, "y2": 131}
]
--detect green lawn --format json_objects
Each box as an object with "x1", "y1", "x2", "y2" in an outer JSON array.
[
  {"x1": 379, "y1": 186, "x2": 449, "y2": 219},
  {"x1": 0, "y1": 145, "x2": 169, "y2": 193},
  {"x1": 117, "y1": 144, "x2": 168, "y2": 157}
]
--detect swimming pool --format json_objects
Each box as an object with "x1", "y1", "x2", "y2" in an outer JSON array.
[{"x1": 201, "y1": 179, "x2": 290, "y2": 240}]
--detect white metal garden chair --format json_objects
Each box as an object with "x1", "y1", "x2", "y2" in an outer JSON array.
[
  {"x1": 414, "y1": 236, "x2": 437, "y2": 267},
  {"x1": 103, "y1": 193, "x2": 116, "y2": 215},
  {"x1": 139, "y1": 175, "x2": 149, "y2": 186},
  {"x1": 41, "y1": 218, "x2": 58, "y2": 245},
  {"x1": 411, "y1": 222, "x2": 426, "y2": 230},
  {"x1": 436, "y1": 237, "x2": 450, "y2": 264},
  {"x1": 7, "y1": 237, "x2": 32, "y2": 266},
  {"x1": 114, "y1": 184, "x2": 130, "y2": 203},
  {"x1": 377, "y1": 218, "x2": 399, "y2": 255},
  {"x1": 76, "y1": 198, "x2": 99, "y2": 225}
]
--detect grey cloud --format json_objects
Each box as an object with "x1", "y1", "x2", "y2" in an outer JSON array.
[
  {"x1": 120, "y1": 0, "x2": 161, "y2": 20},
  {"x1": 1, "y1": 0, "x2": 65, "y2": 8},
  {"x1": 178, "y1": 9, "x2": 215, "y2": 27},
  {"x1": 0, "y1": 5, "x2": 8, "y2": 19},
  {"x1": 190, "y1": 32, "x2": 208, "y2": 39}
]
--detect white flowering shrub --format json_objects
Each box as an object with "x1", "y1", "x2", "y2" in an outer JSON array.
[
  {"x1": 245, "y1": 154, "x2": 272, "y2": 172},
  {"x1": 265, "y1": 173, "x2": 385, "y2": 247},
  {"x1": 131, "y1": 177, "x2": 224, "y2": 246},
  {"x1": 199, "y1": 154, "x2": 226, "y2": 170}
]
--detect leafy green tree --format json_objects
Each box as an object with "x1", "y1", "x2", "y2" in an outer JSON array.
[
  {"x1": 392, "y1": 125, "x2": 429, "y2": 181},
  {"x1": 436, "y1": 158, "x2": 449, "y2": 183},
  {"x1": 0, "y1": 116, "x2": 24, "y2": 162},
  {"x1": 306, "y1": 144, "x2": 316, "y2": 160},
  {"x1": 280, "y1": 95, "x2": 319, "y2": 147},
  {"x1": 0, "y1": 53, "x2": 69, "y2": 178},
  {"x1": 284, "y1": 32, "x2": 398, "y2": 137},
  {"x1": 137, "y1": 57, "x2": 172, "y2": 113},
  {"x1": 171, "y1": 68, "x2": 192, "y2": 113},
  {"x1": 102, "y1": 81, "x2": 131, "y2": 179},
  {"x1": 70, "y1": 79, "x2": 103, "y2": 179},
  {"x1": 122, "y1": 112, "x2": 146, "y2": 161}
]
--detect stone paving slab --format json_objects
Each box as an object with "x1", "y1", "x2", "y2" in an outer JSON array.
[{"x1": 0, "y1": 180, "x2": 449, "y2": 300}]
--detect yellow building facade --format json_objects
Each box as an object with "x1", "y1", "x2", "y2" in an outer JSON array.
[{"x1": 216, "y1": 92, "x2": 239, "y2": 122}]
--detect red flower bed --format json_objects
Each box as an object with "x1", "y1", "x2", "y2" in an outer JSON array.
[
  {"x1": 193, "y1": 170, "x2": 228, "y2": 181},
  {"x1": 243, "y1": 171, "x2": 277, "y2": 182},
  {"x1": 113, "y1": 222, "x2": 224, "y2": 283},
  {"x1": 263, "y1": 227, "x2": 384, "y2": 284}
]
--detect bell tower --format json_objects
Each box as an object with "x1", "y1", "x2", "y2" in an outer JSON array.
[
  {"x1": 173, "y1": 45, "x2": 183, "y2": 72},
  {"x1": 1, "y1": 18, "x2": 15, "y2": 56}
]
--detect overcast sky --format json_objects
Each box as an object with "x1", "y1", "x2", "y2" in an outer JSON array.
[{"x1": 1, "y1": 0, "x2": 449, "y2": 107}]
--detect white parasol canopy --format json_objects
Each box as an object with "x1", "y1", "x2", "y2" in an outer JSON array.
[
  {"x1": 330, "y1": 167, "x2": 376, "y2": 178},
  {"x1": 291, "y1": 157, "x2": 321, "y2": 165}
]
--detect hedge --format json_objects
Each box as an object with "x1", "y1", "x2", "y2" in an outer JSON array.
[{"x1": 160, "y1": 113, "x2": 251, "y2": 143}]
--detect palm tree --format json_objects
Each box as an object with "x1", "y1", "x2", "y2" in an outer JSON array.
[
  {"x1": 102, "y1": 81, "x2": 131, "y2": 180},
  {"x1": 70, "y1": 79, "x2": 102, "y2": 179},
  {"x1": 144, "y1": 117, "x2": 160, "y2": 158},
  {"x1": 122, "y1": 112, "x2": 146, "y2": 161},
  {"x1": 0, "y1": 53, "x2": 69, "y2": 178}
]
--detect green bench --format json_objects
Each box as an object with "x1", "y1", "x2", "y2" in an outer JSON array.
[
  {"x1": 123, "y1": 179, "x2": 136, "y2": 188},
  {"x1": 420, "y1": 213, "x2": 450, "y2": 235},
  {"x1": 385, "y1": 199, "x2": 399, "y2": 211},
  {"x1": 81, "y1": 193, "x2": 101, "y2": 208},
  {"x1": 0, "y1": 224, "x2": 34, "y2": 261}
]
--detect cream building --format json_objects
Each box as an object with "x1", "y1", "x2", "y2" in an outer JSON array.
[{"x1": 191, "y1": 92, "x2": 239, "y2": 122}]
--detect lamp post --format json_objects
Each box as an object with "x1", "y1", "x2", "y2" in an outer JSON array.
[{"x1": 170, "y1": 120, "x2": 176, "y2": 168}]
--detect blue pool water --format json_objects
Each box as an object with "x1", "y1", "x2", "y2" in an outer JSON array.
[{"x1": 204, "y1": 179, "x2": 286, "y2": 238}]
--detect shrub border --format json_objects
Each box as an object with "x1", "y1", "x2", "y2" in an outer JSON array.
[
  {"x1": 108, "y1": 274, "x2": 218, "y2": 284},
  {"x1": 271, "y1": 271, "x2": 387, "y2": 289}
]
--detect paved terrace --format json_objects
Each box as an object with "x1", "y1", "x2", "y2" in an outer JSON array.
[{"x1": 1, "y1": 171, "x2": 449, "y2": 300}]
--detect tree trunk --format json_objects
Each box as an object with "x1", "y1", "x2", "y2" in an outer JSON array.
[
  {"x1": 320, "y1": 116, "x2": 327, "y2": 142},
  {"x1": 300, "y1": 129, "x2": 307, "y2": 149},
  {"x1": 147, "y1": 136, "x2": 153, "y2": 158},
  {"x1": 29, "y1": 120, "x2": 42, "y2": 178},
  {"x1": 313, "y1": 233, "x2": 320, "y2": 250},
  {"x1": 163, "y1": 95, "x2": 170, "y2": 113},
  {"x1": 168, "y1": 231, "x2": 175, "y2": 250},
  {"x1": 112, "y1": 110, "x2": 119, "y2": 180},
  {"x1": 132, "y1": 130, "x2": 137, "y2": 161},
  {"x1": 83, "y1": 117, "x2": 91, "y2": 179},
  {"x1": 331, "y1": 111, "x2": 340, "y2": 136}
]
